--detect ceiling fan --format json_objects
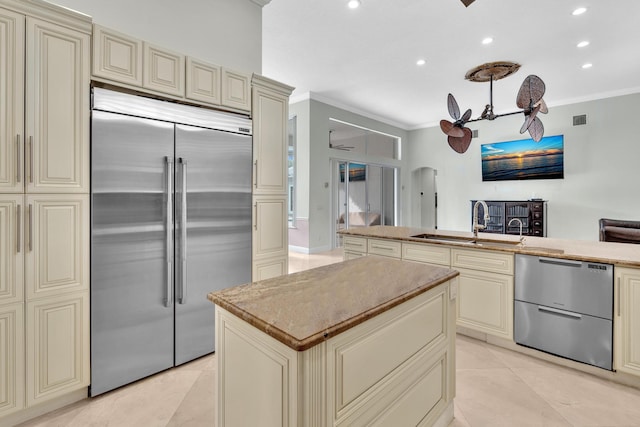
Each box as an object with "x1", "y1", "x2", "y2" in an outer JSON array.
[
  {"x1": 329, "y1": 130, "x2": 354, "y2": 151},
  {"x1": 439, "y1": 61, "x2": 548, "y2": 153}
]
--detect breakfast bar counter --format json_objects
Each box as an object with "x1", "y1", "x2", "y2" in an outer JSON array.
[{"x1": 208, "y1": 256, "x2": 459, "y2": 427}]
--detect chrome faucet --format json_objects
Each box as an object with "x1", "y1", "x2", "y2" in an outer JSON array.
[
  {"x1": 508, "y1": 217, "x2": 525, "y2": 244},
  {"x1": 472, "y1": 200, "x2": 490, "y2": 240}
]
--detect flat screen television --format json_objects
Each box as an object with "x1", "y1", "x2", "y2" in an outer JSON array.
[{"x1": 481, "y1": 134, "x2": 564, "y2": 181}]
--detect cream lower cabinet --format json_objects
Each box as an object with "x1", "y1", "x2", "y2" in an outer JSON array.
[
  {"x1": 343, "y1": 236, "x2": 367, "y2": 260},
  {"x1": 252, "y1": 195, "x2": 288, "y2": 280},
  {"x1": 26, "y1": 291, "x2": 89, "y2": 406},
  {"x1": 0, "y1": 303, "x2": 24, "y2": 418},
  {"x1": 346, "y1": 236, "x2": 514, "y2": 340},
  {"x1": 451, "y1": 248, "x2": 514, "y2": 340},
  {"x1": 614, "y1": 266, "x2": 640, "y2": 376},
  {"x1": 215, "y1": 281, "x2": 455, "y2": 426}
]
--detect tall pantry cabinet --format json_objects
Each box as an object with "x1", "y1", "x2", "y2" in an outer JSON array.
[
  {"x1": 251, "y1": 75, "x2": 294, "y2": 281},
  {"x1": 0, "y1": 0, "x2": 90, "y2": 422}
]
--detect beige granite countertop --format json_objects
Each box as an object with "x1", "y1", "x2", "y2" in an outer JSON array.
[
  {"x1": 339, "y1": 226, "x2": 640, "y2": 268},
  {"x1": 207, "y1": 256, "x2": 458, "y2": 351}
]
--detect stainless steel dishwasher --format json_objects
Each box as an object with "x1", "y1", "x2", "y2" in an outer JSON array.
[{"x1": 514, "y1": 254, "x2": 613, "y2": 370}]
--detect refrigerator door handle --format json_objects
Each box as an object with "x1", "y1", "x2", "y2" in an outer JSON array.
[
  {"x1": 165, "y1": 156, "x2": 174, "y2": 307},
  {"x1": 179, "y1": 158, "x2": 187, "y2": 304}
]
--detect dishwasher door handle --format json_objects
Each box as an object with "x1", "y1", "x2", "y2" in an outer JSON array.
[
  {"x1": 538, "y1": 305, "x2": 582, "y2": 319},
  {"x1": 538, "y1": 257, "x2": 582, "y2": 267}
]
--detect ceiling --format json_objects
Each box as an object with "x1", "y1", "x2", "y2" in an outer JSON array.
[{"x1": 262, "y1": 0, "x2": 640, "y2": 130}]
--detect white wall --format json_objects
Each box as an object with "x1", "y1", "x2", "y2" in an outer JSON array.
[
  {"x1": 49, "y1": 0, "x2": 263, "y2": 73},
  {"x1": 406, "y1": 93, "x2": 640, "y2": 241}
]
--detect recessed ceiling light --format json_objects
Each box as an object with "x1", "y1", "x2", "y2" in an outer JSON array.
[
  {"x1": 482, "y1": 37, "x2": 493, "y2": 45},
  {"x1": 577, "y1": 40, "x2": 590, "y2": 48},
  {"x1": 347, "y1": 0, "x2": 361, "y2": 9},
  {"x1": 572, "y1": 7, "x2": 587, "y2": 15},
  {"x1": 582, "y1": 63, "x2": 593, "y2": 69},
  {"x1": 416, "y1": 59, "x2": 426, "y2": 66}
]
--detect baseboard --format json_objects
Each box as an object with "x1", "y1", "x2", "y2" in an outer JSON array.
[{"x1": 0, "y1": 388, "x2": 88, "y2": 427}]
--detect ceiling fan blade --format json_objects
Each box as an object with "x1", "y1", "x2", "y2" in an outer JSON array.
[
  {"x1": 460, "y1": 108, "x2": 472, "y2": 123},
  {"x1": 448, "y1": 127, "x2": 472, "y2": 153},
  {"x1": 528, "y1": 117, "x2": 544, "y2": 142},
  {"x1": 516, "y1": 75, "x2": 546, "y2": 109},
  {"x1": 440, "y1": 119, "x2": 465, "y2": 137},
  {"x1": 461, "y1": 0, "x2": 476, "y2": 7},
  {"x1": 519, "y1": 104, "x2": 542, "y2": 134},
  {"x1": 447, "y1": 93, "x2": 461, "y2": 120},
  {"x1": 536, "y1": 98, "x2": 549, "y2": 114}
]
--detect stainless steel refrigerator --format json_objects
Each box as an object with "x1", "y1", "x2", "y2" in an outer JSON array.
[{"x1": 90, "y1": 88, "x2": 252, "y2": 396}]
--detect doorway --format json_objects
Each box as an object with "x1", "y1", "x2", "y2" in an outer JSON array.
[
  {"x1": 412, "y1": 167, "x2": 438, "y2": 229},
  {"x1": 333, "y1": 160, "x2": 397, "y2": 248}
]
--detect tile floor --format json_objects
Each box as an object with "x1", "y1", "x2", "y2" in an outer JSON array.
[{"x1": 18, "y1": 249, "x2": 640, "y2": 427}]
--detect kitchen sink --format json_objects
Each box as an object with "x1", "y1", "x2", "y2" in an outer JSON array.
[{"x1": 410, "y1": 234, "x2": 476, "y2": 244}]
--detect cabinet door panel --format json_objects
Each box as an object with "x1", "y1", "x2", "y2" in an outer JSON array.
[
  {"x1": 615, "y1": 267, "x2": 640, "y2": 375},
  {"x1": 143, "y1": 42, "x2": 184, "y2": 97},
  {"x1": 456, "y1": 267, "x2": 513, "y2": 339},
  {"x1": 0, "y1": 8, "x2": 25, "y2": 193},
  {"x1": 26, "y1": 291, "x2": 89, "y2": 405},
  {"x1": 25, "y1": 195, "x2": 89, "y2": 300},
  {"x1": 253, "y1": 257, "x2": 287, "y2": 282},
  {"x1": 253, "y1": 196, "x2": 287, "y2": 260},
  {"x1": 186, "y1": 57, "x2": 221, "y2": 105},
  {"x1": 26, "y1": 17, "x2": 89, "y2": 193},
  {"x1": 0, "y1": 196, "x2": 24, "y2": 305},
  {"x1": 252, "y1": 88, "x2": 287, "y2": 194},
  {"x1": 221, "y1": 68, "x2": 250, "y2": 111},
  {"x1": 0, "y1": 302, "x2": 24, "y2": 417},
  {"x1": 92, "y1": 24, "x2": 142, "y2": 85}
]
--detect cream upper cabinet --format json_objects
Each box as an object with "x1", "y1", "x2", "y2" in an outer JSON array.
[
  {"x1": 24, "y1": 195, "x2": 89, "y2": 301},
  {"x1": 186, "y1": 57, "x2": 221, "y2": 105},
  {"x1": 252, "y1": 75, "x2": 294, "y2": 195},
  {"x1": 26, "y1": 290, "x2": 89, "y2": 406},
  {"x1": 143, "y1": 42, "x2": 185, "y2": 97},
  {"x1": 92, "y1": 24, "x2": 142, "y2": 86},
  {"x1": 0, "y1": 7, "x2": 24, "y2": 194},
  {"x1": 221, "y1": 68, "x2": 250, "y2": 111},
  {"x1": 0, "y1": 196, "x2": 24, "y2": 305},
  {"x1": 25, "y1": 17, "x2": 89, "y2": 193},
  {"x1": 614, "y1": 266, "x2": 640, "y2": 376},
  {"x1": 0, "y1": 302, "x2": 25, "y2": 418}
]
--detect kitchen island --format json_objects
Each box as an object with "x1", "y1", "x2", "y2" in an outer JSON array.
[{"x1": 208, "y1": 256, "x2": 459, "y2": 427}]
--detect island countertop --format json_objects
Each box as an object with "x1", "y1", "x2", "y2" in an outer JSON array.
[
  {"x1": 339, "y1": 225, "x2": 640, "y2": 268},
  {"x1": 207, "y1": 256, "x2": 458, "y2": 351}
]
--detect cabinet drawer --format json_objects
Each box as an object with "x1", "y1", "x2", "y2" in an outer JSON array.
[
  {"x1": 451, "y1": 248, "x2": 514, "y2": 275},
  {"x1": 402, "y1": 243, "x2": 450, "y2": 266},
  {"x1": 342, "y1": 236, "x2": 367, "y2": 253},
  {"x1": 367, "y1": 239, "x2": 401, "y2": 258},
  {"x1": 344, "y1": 251, "x2": 367, "y2": 261}
]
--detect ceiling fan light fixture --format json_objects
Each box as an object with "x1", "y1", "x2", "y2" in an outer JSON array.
[
  {"x1": 347, "y1": 0, "x2": 361, "y2": 9},
  {"x1": 572, "y1": 7, "x2": 587, "y2": 16}
]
